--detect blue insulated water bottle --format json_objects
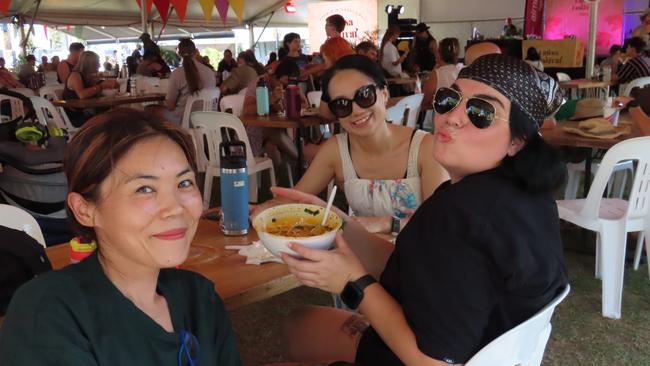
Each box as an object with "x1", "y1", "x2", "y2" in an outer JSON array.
[
  {"x1": 220, "y1": 141, "x2": 249, "y2": 235},
  {"x1": 256, "y1": 79, "x2": 270, "y2": 116}
]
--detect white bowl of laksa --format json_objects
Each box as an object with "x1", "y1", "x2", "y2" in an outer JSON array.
[{"x1": 252, "y1": 204, "x2": 343, "y2": 258}]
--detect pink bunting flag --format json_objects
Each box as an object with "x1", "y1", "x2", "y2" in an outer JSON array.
[
  {"x1": 43, "y1": 24, "x2": 47, "y2": 39},
  {"x1": 215, "y1": 0, "x2": 229, "y2": 25},
  {"x1": 153, "y1": 0, "x2": 170, "y2": 23},
  {"x1": 198, "y1": 0, "x2": 214, "y2": 22},
  {"x1": 169, "y1": 0, "x2": 188, "y2": 23}
]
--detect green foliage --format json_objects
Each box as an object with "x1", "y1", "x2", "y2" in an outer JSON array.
[
  {"x1": 201, "y1": 48, "x2": 223, "y2": 69},
  {"x1": 160, "y1": 48, "x2": 180, "y2": 68}
]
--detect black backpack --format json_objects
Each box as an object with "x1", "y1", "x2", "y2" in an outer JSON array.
[{"x1": 0, "y1": 226, "x2": 52, "y2": 316}]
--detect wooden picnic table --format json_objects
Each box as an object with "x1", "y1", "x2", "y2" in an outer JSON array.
[
  {"x1": 558, "y1": 79, "x2": 613, "y2": 90},
  {"x1": 51, "y1": 93, "x2": 166, "y2": 109},
  {"x1": 387, "y1": 77, "x2": 418, "y2": 86},
  {"x1": 45, "y1": 219, "x2": 300, "y2": 310}
]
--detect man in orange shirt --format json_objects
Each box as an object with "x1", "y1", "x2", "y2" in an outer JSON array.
[{"x1": 303, "y1": 14, "x2": 354, "y2": 78}]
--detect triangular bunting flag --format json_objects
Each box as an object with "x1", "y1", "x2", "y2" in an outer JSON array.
[
  {"x1": 0, "y1": 0, "x2": 10, "y2": 17},
  {"x1": 43, "y1": 24, "x2": 47, "y2": 39},
  {"x1": 169, "y1": 0, "x2": 188, "y2": 23},
  {"x1": 66, "y1": 25, "x2": 71, "y2": 32},
  {"x1": 135, "y1": 0, "x2": 154, "y2": 15},
  {"x1": 153, "y1": 0, "x2": 170, "y2": 23},
  {"x1": 198, "y1": 0, "x2": 214, "y2": 22},
  {"x1": 215, "y1": 0, "x2": 228, "y2": 25},
  {"x1": 74, "y1": 25, "x2": 84, "y2": 39},
  {"x1": 228, "y1": 0, "x2": 244, "y2": 23}
]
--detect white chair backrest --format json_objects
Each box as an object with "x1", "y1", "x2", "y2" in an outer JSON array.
[
  {"x1": 237, "y1": 87, "x2": 248, "y2": 96},
  {"x1": 307, "y1": 91, "x2": 322, "y2": 108},
  {"x1": 0, "y1": 94, "x2": 26, "y2": 120},
  {"x1": 44, "y1": 71, "x2": 59, "y2": 86},
  {"x1": 39, "y1": 85, "x2": 64, "y2": 102},
  {"x1": 0, "y1": 204, "x2": 46, "y2": 247},
  {"x1": 181, "y1": 88, "x2": 221, "y2": 129},
  {"x1": 556, "y1": 72, "x2": 571, "y2": 82},
  {"x1": 386, "y1": 103, "x2": 407, "y2": 125},
  {"x1": 11, "y1": 88, "x2": 36, "y2": 97},
  {"x1": 219, "y1": 94, "x2": 246, "y2": 117},
  {"x1": 465, "y1": 285, "x2": 570, "y2": 366},
  {"x1": 580, "y1": 137, "x2": 650, "y2": 221},
  {"x1": 191, "y1": 111, "x2": 257, "y2": 170},
  {"x1": 29, "y1": 96, "x2": 67, "y2": 129},
  {"x1": 393, "y1": 93, "x2": 424, "y2": 128},
  {"x1": 622, "y1": 76, "x2": 650, "y2": 97}
]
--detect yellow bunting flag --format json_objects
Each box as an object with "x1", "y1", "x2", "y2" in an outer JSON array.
[
  {"x1": 198, "y1": 0, "x2": 214, "y2": 21},
  {"x1": 228, "y1": 0, "x2": 244, "y2": 23},
  {"x1": 169, "y1": 0, "x2": 188, "y2": 23}
]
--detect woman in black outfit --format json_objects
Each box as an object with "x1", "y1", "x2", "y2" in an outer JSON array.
[{"x1": 273, "y1": 53, "x2": 569, "y2": 365}]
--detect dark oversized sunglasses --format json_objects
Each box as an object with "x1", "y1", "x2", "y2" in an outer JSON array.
[
  {"x1": 433, "y1": 87, "x2": 509, "y2": 129},
  {"x1": 328, "y1": 84, "x2": 378, "y2": 118}
]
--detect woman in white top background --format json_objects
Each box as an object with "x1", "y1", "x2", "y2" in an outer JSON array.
[
  {"x1": 253, "y1": 55, "x2": 448, "y2": 234},
  {"x1": 421, "y1": 38, "x2": 464, "y2": 112},
  {"x1": 380, "y1": 25, "x2": 409, "y2": 78}
]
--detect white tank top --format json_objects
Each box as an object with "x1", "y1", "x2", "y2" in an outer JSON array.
[{"x1": 336, "y1": 130, "x2": 427, "y2": 218}]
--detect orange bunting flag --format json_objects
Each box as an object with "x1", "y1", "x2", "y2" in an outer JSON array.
[
  {"x1": 169, "y1": 0, "x2": 188, "y2": 23},
  {"x1": 228, "y1": 0, "x2": 244, "y2": 23},
  {"x1": 136, "y1": 0, "x2": 154, "y2": 15},
  {"x1": 198, "y1": 0, "x2": 214, "y2": 22},
  {"x1": 0, "y1": 0, "x2": 10, "y2": 17},
  {"x1": 153, "y1": 0, "x2": 170, "y2": 23},
  {"x1": 215, "y1": 0, "x2": 229, "y2": 25}
]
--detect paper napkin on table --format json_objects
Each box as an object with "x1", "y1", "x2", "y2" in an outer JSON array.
[{"x1": 225, "y1": 241, "x2": 283, "y2": 265}]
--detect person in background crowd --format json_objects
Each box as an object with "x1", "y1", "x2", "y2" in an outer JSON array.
[
  {"x1": 614, "y1": 94, "x2": 650, "y2": 135},
  {"x1": 137, "y1": 51, "x2": 170, "y2": 77},
  {"x1": 58, "y1": 42, "x2": 85, "y2": 84},
  {"x1": 62, "y1": 51, "x2": 119, "y2": 127},
  {"x1": 524, "y1": 47, "x2": 544, "y2": 72},
  {"x1": 0, "y1": 57, "x2": 23, "y2": 88},
  {"x1": 410, "y1": 23, "x2": 436, "y2": 72},
  {"x1": 632, "y1": 9, "x2": 650, "y2": 47},
  {"x1": 18, "y1": 55, "x2": 37, "y2": 86},
  {"x1": 243, "y1": 49, "x2": 266, "y2": 75},
  {"x1": 613, "y1": 37, "x2": 650, "y2": 84},
  {"x1": 464, "y1": 41, "x2": 501, "y2": 66},
  {"x1": 421, "y1": 38, "x2": 463, "y2": 111},
  {"x1": 37, "y1": 55, "x2": 49, "y2": 72},
  {"x1": 157, "y1": 38, "x2": 216, "y2": 125},
  {"x1": 103, "y1": 56, "x2": 113, "y2": 72},
  {"x1": 0, "y1": 109, "x2": 242, "y2": 365},
  {"x1": 303, "y1": 14, "x2": 354, "y2": 78},
  {"x1": 220, "y1": 51, "x2": 259, "y2": 95},
  {"x1": 502, "y1": 17, "x2": 519, "y2": 37},
  {"x1": 217, "y1": 49, "x2": 237, "y2": 82},
  {"x1": 600, "y1": 45, "x2": 622, "y2": 69},
  {"x1": 126, "y1": 56, "x2": 138, "y2": 77},
  {"x1": 280, "y1": 33, "x2": 309, "y2": 71},
  {"x1": 138, "y1": 33, "x2": 170, "y2": 76},
  {"x1": 275, "y1": 54, "x2": 567, "y2": 366},
  {"x1": 202, "y1": 56, "x2": 215, "y2": 70},
  {"x1": 355, "y1": 41, "x2": 379, "y2": 62},
  {"x1": 266, "y1": 51, "x2": 277, "y2": 68},
  {"x1": 380, "y1": 25, "x2": 408, "y2": 78},
  {"x1": 50, "y1": 55, "x2": 60, "y2": 72}
]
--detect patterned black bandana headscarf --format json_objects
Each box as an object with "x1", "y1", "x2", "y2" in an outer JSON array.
[{"x1": 457, "y1": 54, "x2": 563, "y2": 128}]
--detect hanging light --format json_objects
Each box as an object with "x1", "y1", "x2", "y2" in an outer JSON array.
[
  {"x1": 385, "y1": 5, "x2": 393, "y2": 14},
  {"x1": 285, "y1": 0, "x2": 297, "y2": 14},
  {"x1": 396, "y1": 5, "x2": 405, "y2": 14}
]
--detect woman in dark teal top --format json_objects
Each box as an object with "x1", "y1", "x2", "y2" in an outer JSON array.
[{"x1": 0, "y1": 109, "x2": 242, "y2": 366}]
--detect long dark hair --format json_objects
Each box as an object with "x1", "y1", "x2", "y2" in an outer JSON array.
[
  {"x1": 282, "y1": 33, "x2": 301, "y2": 57},
  {"x1": 439, "y1": 38, "x2": 460, "y2": 65},
  {"x1": 178, "y1": 38, "x2": 201, "y2": 94},
  {"x1": 379, "y1": 25, "x2": 400, "y2": 63},
  {"x1": 321, "y1": 55, "x2": 388, "y2": 102}
]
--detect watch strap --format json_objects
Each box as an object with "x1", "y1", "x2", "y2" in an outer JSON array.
[
  {"x1": 354, "y1": 274, "x2": 377, "y2": 292},
  {"x1": 390, "y1": 216, "x2": 400, "y2": 236}
]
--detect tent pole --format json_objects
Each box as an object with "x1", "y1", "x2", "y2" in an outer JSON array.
[
  {"x1": 18, "y1": 15, "x2": 26, "y2": 56},
  {"x1": 141, "y1": 0, "x2": 147, "y2": 34},
  {"x1": 156, "y1": 7, "x2": 174, "y2": 43},
  {"x1": 585, "y1": 1, "x2": 599, "y2": 79},
  {"x1": 248, "y1": 23, "x2": 254, "y2": 51},
  {"x1": 21, "y1": 0, "x2": 42, "y2": 55}
]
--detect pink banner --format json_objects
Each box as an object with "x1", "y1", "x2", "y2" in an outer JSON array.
[
  {"x1": 544, "y1": 0, "x2": 624, "y2": 55},
  {"x1": 524, "y1": 0, "x2": 545, "y2": 37},
  {"x1": 215, "y1": 0, "x2": 229, "y2": 25}
]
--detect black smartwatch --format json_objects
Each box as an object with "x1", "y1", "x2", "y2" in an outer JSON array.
[{"x1": 340, "y1": 274, "x2": 376, "y2": 310}]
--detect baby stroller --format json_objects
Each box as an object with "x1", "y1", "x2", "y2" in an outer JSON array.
[{"x1": 0, "y1": 88, "x2": 72, "y2": 245}]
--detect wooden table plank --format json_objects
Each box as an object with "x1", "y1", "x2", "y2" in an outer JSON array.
[
  {"x1": 238, "y1": 114, "x2": 327, "y2": 128},
  {"x1": 52, "y1": 93, "x2": 166, "y2": 109},
  {"x1": 46, "y1": 220, "x2": 300, "y2": 310},
  {"x1": 558, "y1": 79, "x2": 613, "y2": 90},
  {"x1": 541, "y1": 114, "x2": 641, "y2": 150}
]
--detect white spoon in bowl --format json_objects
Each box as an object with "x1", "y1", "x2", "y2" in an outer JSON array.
[{"x1": 321, "y1": 185, "x2": 337, "y2": 226}]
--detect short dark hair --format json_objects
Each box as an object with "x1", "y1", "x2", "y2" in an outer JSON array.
[
  {"x1": 355, "y1": 41, "x2": 378, "y2": 53},
  {"x1": 326, "y1": 14, "x2": 346, "y2": 33},
  {"x1": 64, "y1": 109, "x2": 197, "y2": 242},
  {"x1": 627, "y1": 37, "x2": 646, "y2": 53},
  {"x1": 321, "y1": 54, "x2": 387, "y2": 103},
  {"x1": 439, "y1": 38, "x2": 460, "y2": 64},
  {"x1": 526, "y1": 47, "x2": 541, "y2": 62},
  {"x1": 69, "y1": 42, "x2": 85, "y2": 52},
  {"x1": 283, "y1": 32, "x2": 301, "y2": 52},
  {"x1": 609, "y1": 44, "x2": 622, "y2": 56},
  {"x1": 274, "y1": 60, "x2": 300, "y2": 79},
  {"x1": 26, "y1": 55, "x2": 36, "y2": 62},
  {"x1": 224, "y1": 49, "x2": 232, "y2": 56}
]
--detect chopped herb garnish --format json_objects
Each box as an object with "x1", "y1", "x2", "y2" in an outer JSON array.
[{"x1": 304, "y1": 208, "x2": 320, "y2": 216}]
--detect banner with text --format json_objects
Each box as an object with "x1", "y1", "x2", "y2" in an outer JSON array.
[
  {"x1": 307, "y1": 0, "x2": 378, "y2": 52},
  {"x1": 524, "y1": 0, "x2": 545, "y2": 37},
  {"x1": 544, "y1": 0, "x2": 624, "y2": 55}
]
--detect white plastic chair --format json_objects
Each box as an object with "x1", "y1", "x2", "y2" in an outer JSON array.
[
  {"x1": 465, "y1": 285, "x2": 570, "y2": 366},
  {"x1": 386, "y1": 94, "x2": 424, "y2": 128},
  {"x1": 10, "y1": 88, "x2": 36, "y2": 97},
  {"x1": 39, "y1": 85, "x2": 64, "y2": 102},
  {"x1": 386, "y1": 103, "x2": 407, "y2": 125},
  {"x1": 556, "y1": 72, "x2": 571, "y2": 82},
  {"x1": 219, "y1": 94, "x2": 245, "y2": 117},
  {"x1": 0, "y1": 94, "x2": 26, "y2": 120},
  {"x1": 307, "y1": 91, "x2": 322, "y2": 108},
  {"x1": 0, "y1": 204, "x2": 46, "y2": 247},
  {"x1": 29, "y1": 96, "x2": 76, "y2": 133},
  {"x1": 564, "y1": 160, "x2": 634, "y2": 199},
  {"x1": 557, "y1": 137, "x2": 650, "y2": 318},
  {"x1": 621, "y1": 76, "x2": 650, "y2": 97},
  {"x1": 191, "y1": 111, "x2": 276, "y2": 206},
  {"x1": 180, "y1": 88, "x2": 221, "y2": 130},
  {"x1": 44, "y1": 71, "x2": 59, "y2": 86}
]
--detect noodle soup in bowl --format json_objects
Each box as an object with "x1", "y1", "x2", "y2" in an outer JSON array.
[{"x1": 252, "y1": 204, "x2": 343, "y2": 258}]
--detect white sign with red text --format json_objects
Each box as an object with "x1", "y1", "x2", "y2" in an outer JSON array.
[{"x1": 307, "y1": 0, "x2": 378, "y2": 53}]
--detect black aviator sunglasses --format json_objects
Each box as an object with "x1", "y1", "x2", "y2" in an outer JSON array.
[
  {"x1": 433, "y1": 87, "x2": 509, "y2": 129},
  {"x1": 327, "y1": 84, "x2": 378, "y2": 119}
]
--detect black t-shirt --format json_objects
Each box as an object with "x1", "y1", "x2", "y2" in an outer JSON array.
[
  {"x1": 413, "y1": 35, "x2": 436, "y2": 71},
  {"x1": 217, "y1": 59, "x2": 238, "y2": 73},
  {"x1": 0, "y1": 252, "x2": 242, "y2": 365},
  {"x1": 356, "y1": 169, "x2": 568, "y2": 365}
]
